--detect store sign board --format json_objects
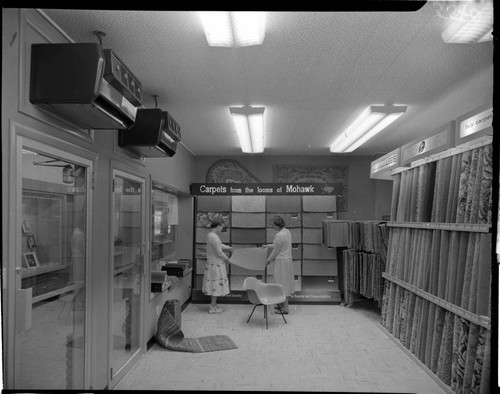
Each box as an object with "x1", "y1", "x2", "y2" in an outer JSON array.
[
  {"x1": 401, "y1": 121, "x2": 455, "y2": 165},
  {"x1": 370, "y1": 148, "x2": 402, "y2": 180},
  {"x1": 190, "y1": 182, "x2": 343, "y2": 196},
  {"x1": 456, "y1": 104, "x2": 493, "y2": 146}
]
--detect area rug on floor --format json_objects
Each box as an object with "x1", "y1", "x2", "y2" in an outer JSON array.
[{"x1": 154, "y1": 300, "x2": 237, "y2": 353}]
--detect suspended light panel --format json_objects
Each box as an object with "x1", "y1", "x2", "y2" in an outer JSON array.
[
  {"x1": 200, "y1": 12, "x2": 266, "y2": 47},
  {"x1": 229, "y1": 106, "x2": 265, "y2": 153},
  {"x1": 441, "y1": 0, "x2": 493, "y2": 43},
  {"x1": 330, "y1": 105, "x2": 407, "y2": 153}
]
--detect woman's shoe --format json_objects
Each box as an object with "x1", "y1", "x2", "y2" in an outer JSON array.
[
  {"x1": 208, "y1": 306, "x2": 222, "y2": 314},
  {"x1": 215, "y1": 306, "x2": 225, "y2": 312},
  {"x1": 274, "y1": 307, "x2": 288, "y2": 314}
]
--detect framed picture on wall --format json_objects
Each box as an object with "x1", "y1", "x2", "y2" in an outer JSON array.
[
  {"x1": 22, "y1": 218, "x2": 32, "y2": 234},
  {"x1": 23, "y1": 251, "x2": 39, "y2": 268},
  {"x1": 26, "y1": 234, "x2": 37, "y2": 250}
]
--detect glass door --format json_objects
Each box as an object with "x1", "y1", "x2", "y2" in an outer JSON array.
[
  {"x1": 14, "y1": 142, "x2": 91, "y2": 390},
  {"x1": 109, "y1": 170, "x2": 145, "y2": 386}
]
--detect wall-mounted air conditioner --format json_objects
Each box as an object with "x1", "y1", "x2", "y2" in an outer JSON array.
[
  {"x1": 29, "y1": 43, "x2": 143, "y2": 130},
  {"x1": 118, "y1": 108, "x2": 181, "y2": 158}
]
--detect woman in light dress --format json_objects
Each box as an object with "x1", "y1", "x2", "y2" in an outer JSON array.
[
  {"x1": 203, "y1": 218, "x2": 233, "y2": 314},
  {"x1": 264, "y1": 216, "x2": 295, "y2": 314}
]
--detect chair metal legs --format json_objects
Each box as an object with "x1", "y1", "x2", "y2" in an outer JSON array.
[
  {"x1": 246, "y1": 304, "x2": 261, "y2": 323},
  {"x1": 246, "y1": 303, "x2": 286, "y2": 329},
  {"x1": 275, "y1": 305, "x2": 287, "y2": 324},
  {"x1": 264, "y1": 305, "x2": 268, "y2": 329}
]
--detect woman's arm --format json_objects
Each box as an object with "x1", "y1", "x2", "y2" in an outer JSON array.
[{"x1": 266, "y1": 234, "x2": 282, "y2": 263}]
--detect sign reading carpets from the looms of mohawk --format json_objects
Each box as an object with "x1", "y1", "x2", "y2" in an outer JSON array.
[{"x1": 273, "y1": 164, "x2": 349, "y2": 211}]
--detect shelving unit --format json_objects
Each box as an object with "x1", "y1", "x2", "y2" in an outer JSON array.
[{"x1": 381, "y1": 138, "x2": 493, "y2": 393}]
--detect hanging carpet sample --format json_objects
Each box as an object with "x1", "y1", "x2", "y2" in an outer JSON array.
[
  {"x1": 415, "y1": 162, "x2": 436, "y2": 222},
  {"x1": 196, "y1": 227, "x2": 231, "y2": 243},
  {"x1": 232, "y1": 195, "x2": 266, "y2": 212},
  {"x1": 445, "y1": 154, "x2": 462, "y2": 223},
  {"x1": 196, "y1": 212, "x2": 231, "y2": 228},
  {"x1": 231, "y1": 212, "x2": 266, "y2": 228},
  {"x1": 302, "y1": 259, "x2": 337, "y2": 276},
  {"x1": 471, "y1": 327, "x2": 490, "y2": 394},
  {"x1": 303, "y1": 212, "x2": 332, "y2": 228},
  {"x1": 477, "y1": 144, "x2": 493, "y2": 224},
  {"x1": 155, "y1": 300, "x2": 237, "y2": 352},
  {"x1": 431, "y1": 156, "x2": 453, "y2": 223},
  {"x1": 390, "y1": 173, "x2": 401, "y2": 221},
  {"x1": 302, "y1": 195, "x2": 336, "y2": 212},
  {"x1": 229, "y1": 246, "x2": 267, "y2": 271},
  {"x1": 302, "y1": 228, "x2": 323, "y2": 244},
  {"x1": 408, "y1": 166, "x2": 419, "y2": 221},
  {"x1": 322, "y1": 220, "x2": 349, "y2": 247},
  {"x1": 456, "y1": 150, "x2": 473, "y2": 223},
  {"x1": 232, "y1": 228, "x2": 266, "y2": 244},
  {"x1": 266, "y1": 195, "x2": 301, "y2": 212},
  {"x1": 303, "y1": 244, "x2": 336, "y2": 259},
  {"x1": 197, "y1": 195, "x2": 231, "y2": 212},
  {"x1": 266, "y1": 227, "x2": 301, "y2": 243},
  {"x1": 437, "y1": 311, "x2": 454, "y2": 385},
  {"x1": 266, "y1": 212, "x2": 302, "y2": 227}
]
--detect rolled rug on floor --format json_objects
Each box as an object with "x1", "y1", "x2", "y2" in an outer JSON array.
[{"x1": 154, "y1": 300, "x2": 237, "y2": 353}]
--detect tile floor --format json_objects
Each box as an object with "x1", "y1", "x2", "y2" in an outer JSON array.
[{"x1": 114, "y1": 300, "x2": 451, "y2": 393}]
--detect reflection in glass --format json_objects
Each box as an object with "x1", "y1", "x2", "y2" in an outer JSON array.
[
  {"x1": 111, "y1": 176, "x2": 142, "y2": 375},
  {"x1": 150, "y1": 188, "x2": 178, "y2": 299},
  {"x1": 16, "y1": 149, "x2": 86, "y2": 389}
]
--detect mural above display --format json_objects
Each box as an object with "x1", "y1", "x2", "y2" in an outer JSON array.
[
  {"x1": 206, "y1": 159, "x2": 261, "y2": 183},
  {"x1": 273, "y1": 164, "x2": 349, "y2": 211}
]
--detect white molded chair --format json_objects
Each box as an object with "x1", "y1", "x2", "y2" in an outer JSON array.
[{"x1": 243, "y1": 277, "x2": 287, "y2": 329}]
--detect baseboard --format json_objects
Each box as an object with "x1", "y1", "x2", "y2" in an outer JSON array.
[{"x1": 377, "y1": 325, "x2": 454, "y2": 394}]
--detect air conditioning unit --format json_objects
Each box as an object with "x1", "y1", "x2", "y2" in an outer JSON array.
[
  {"x1": 29, "y1": 43, "x2": 143, "y2": 130},
  {"x1": 118, "y1": 108, "x2": 181, "y2": 157}
]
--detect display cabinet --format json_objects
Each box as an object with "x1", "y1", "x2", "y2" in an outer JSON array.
[
  {"x1": 150, "y1": 184, "x2": 192, "y2": 300},
  {"x1": 21, "y1": 180, "x2": 77, "y2": 302}
]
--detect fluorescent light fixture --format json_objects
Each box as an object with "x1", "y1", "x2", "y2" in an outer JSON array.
[
  {"x1": 441, "y1": 1, "x2": 493, "y2": 43},
  {"x1": 330, "y1": 105, "x2": 407, "y2": 153},
  {"x1": 229, "y1": 106, "x2": 265, "y2": 153},
  {"x1": 199, "y1": 12, "x2": 266, "y2": 47}
]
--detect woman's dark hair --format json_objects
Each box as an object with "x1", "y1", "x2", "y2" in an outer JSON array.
[
  {"x1": 210, "y1": 218, "x2": 225, "y2": 228},
  {"x1": 272, "y1": 216, "x2": 285, "y2": 229}
]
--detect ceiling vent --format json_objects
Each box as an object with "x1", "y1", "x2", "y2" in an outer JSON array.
[
  {"x1": 29, "y1": 43, "x2": 142, "y2": 130},
  {"x1": 118, "y1": 108, "x2": 181, "y2": 158}
]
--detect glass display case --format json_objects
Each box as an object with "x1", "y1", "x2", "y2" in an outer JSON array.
[{"x1": 150, "y1": 184, "x2": 192, "y2": 299}]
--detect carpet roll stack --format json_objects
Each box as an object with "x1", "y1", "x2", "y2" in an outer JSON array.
[{"x1": 382, "y1": 143, "x2": 492, "y2": 394}]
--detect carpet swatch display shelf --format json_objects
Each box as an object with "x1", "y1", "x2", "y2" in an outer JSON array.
[
  {"x1": 323, "y1": 220, "x2": 388, "y2": 308},
  {"x1": 193, "y1": 194, "x2": 340, "y2": 303},
  {"x1": 381, "y1": 139, "x2": 493, "y2": 394}
]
